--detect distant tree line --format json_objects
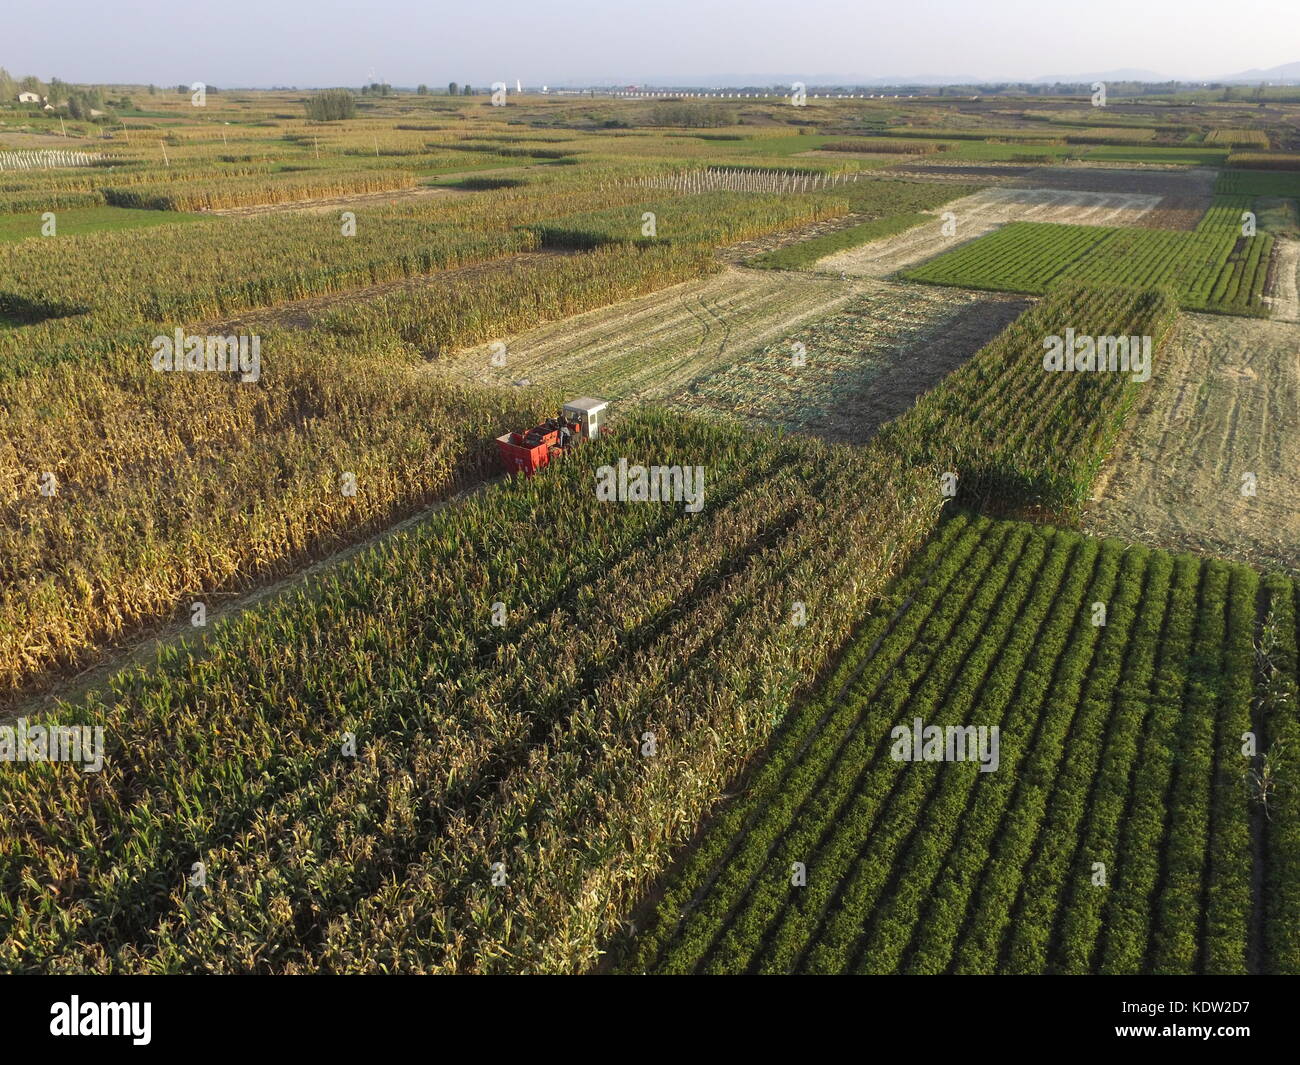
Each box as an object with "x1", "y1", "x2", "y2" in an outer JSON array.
[
  {"x1": 646, "y1": 102, "x2": 736, "y2": 128},
  {"x1": 0, "y1": 69, "x2": 122, "y2": 122}
]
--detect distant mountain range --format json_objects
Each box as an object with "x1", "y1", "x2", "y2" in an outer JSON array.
[{"x1": 1216, "y1": 60, "x2": 1300, "y2": 83}]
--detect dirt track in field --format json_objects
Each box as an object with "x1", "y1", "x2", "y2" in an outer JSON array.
[
  {"x1": 813, "y1": 186, "x2": 1161, "y2": 278},
  {"x1": 1085, "y1": 313, "x2": 1300, "y2": 574},
  {"x1": 882, "y1": 163, "x2": 1040, "y2": 183},
  {"x1": 0, "y1": 131, "x2": 101, "y2": 149},
  {"x1": 3, "y1": 478, "x2": 498, "y2": 723}
]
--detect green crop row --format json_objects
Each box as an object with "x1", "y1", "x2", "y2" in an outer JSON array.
[
  {"x1": 905, "y1": 221, "x2": 1115, "y2": 293},
  {"x1": 615, "y1": 513, "x2": 986, "y2": 973},
  {"x1": 1215, "y1": 168, "x2": 1300, "y2": 198},
  {"x1": 874, "y1": 282, "x2": 1180, "y2": 519},
  {"x1": 618, "y1": 519, "x2": 1282, "y2": 973},
  {"x1": 905, "y1": 199, "x2": 1274, "y2": 316},
  {"x1": 1260, "y1": 575, "x2": 1300, "y2": 974}
]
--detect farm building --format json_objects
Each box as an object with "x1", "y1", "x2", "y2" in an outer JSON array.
[{"x1": 17, "y1": 91, "x2": 42, "y2": 103}]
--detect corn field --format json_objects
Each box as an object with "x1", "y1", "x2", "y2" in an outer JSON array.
[
  {"x1": 0, "y1": 411, "x2": 939, "y2": 973},
  {"x1": 640, "y1": 166, "x2": 863, "y2": 195}
]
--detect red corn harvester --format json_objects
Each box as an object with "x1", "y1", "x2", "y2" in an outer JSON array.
[{"x1": 496, "y1": 397, "x2": 609, "y2": 476}]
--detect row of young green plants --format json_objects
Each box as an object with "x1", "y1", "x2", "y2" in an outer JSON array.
[
  {"x1": 905, "y1": 197, "x2": 1275, "y2": 316},
  {"x1": 0, "y1": 409, "x2": 941, "y2": 972},
  {"x1": 1259, "y1": 575, "x2": 1300, "y2": 974},
  {"x1": 722, "y1": 519, "x2": 1070, "y2": 976},
  {"x1": 618, "y1": 519, "x2": 1279, "y2": 973},
  {"x1": 873, "y1": 282, "x2": 1180, "y2": 520},
  {"x1": 735, "y1": 527, "x2": 1105, "y2": 975},
  {"x1": 860, "y1": 528, "x2": 1113, "y2": 976},
  {"x1": 617, "y1": 513, "x2": 1006, "y2": 973},
  {"x1": 904, "y1": 221, "x2": 1115, "y2": 293}
]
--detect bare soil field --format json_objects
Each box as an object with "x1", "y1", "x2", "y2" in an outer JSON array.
[
  {"x1": 883, "y1": 163, "x2": 1042, "y2": 183},
  {"x1": 445, "y1": 267, "x2": 862, "y2": 400},
  {"x1": 813, "y1": 186, "x2": 1161, "y2": 278},
  {"x1": 1265, "y1": 236, "x2": 1300, "y2": 322},
  {"x1": 796, "y1": 149, "x2": 923, "y2": 167},
  {"x1": 666, "y1": 282, "x2": 1027, "y2": 440},
  {"x1": 1085, "y1": 313, "x2": 1300, "y2": 574},
  {"x1": 1007, "y1": 165, "x2": 1219, "y2": 199},
  {"x1": 1008, "y1": 165, "x2": 1217, "y2": 229},
  {"x1": 444, "y1": 266, "x2": 1024, "y2": 440},
  {"x1": 1134, "y1": 195, "x2": 1210, "y2": 231}
]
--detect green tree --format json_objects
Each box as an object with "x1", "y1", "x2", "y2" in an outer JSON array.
[
  {"x1": 304, "y1": 88, "x2": 357, "y2": 121},
  {"x1": 448, "y1": 82, "x2": 458, "y2": 95},
  {"x1": 416, "y1": 84, "x2": 428, "y2": 95}
]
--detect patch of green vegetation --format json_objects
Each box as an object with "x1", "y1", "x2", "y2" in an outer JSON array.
[
  {"x1": 1217, "y1": 168, "x2": 1300, "y2": 198},
  {"x1": 722, "y1": 134, "x2": 840, "y2": 158},
  {"x1": 0, "y1": 206, "x2": 204, "y2": 243},
  {"x1": 749, "y1": 212, "x2": 931, "y2": 269},
  {"x1": 1256, "y1": 196, "x2": 1300, "y2": 238},
  {"x1": 419, "y1": 158, "x2": 545, "y2": 180}
]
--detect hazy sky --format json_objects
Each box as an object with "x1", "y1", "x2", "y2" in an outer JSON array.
[{"x1": 6, "y1": 0, "x2": 1298, "y2": 86}]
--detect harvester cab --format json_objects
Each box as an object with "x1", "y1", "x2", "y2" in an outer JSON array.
[
  {"x1": 496, "y1": 397, "x2": 608, "y2": 476},
  {"x1": 561, "y1": 397, "x2": 607, "y2": 441}
]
